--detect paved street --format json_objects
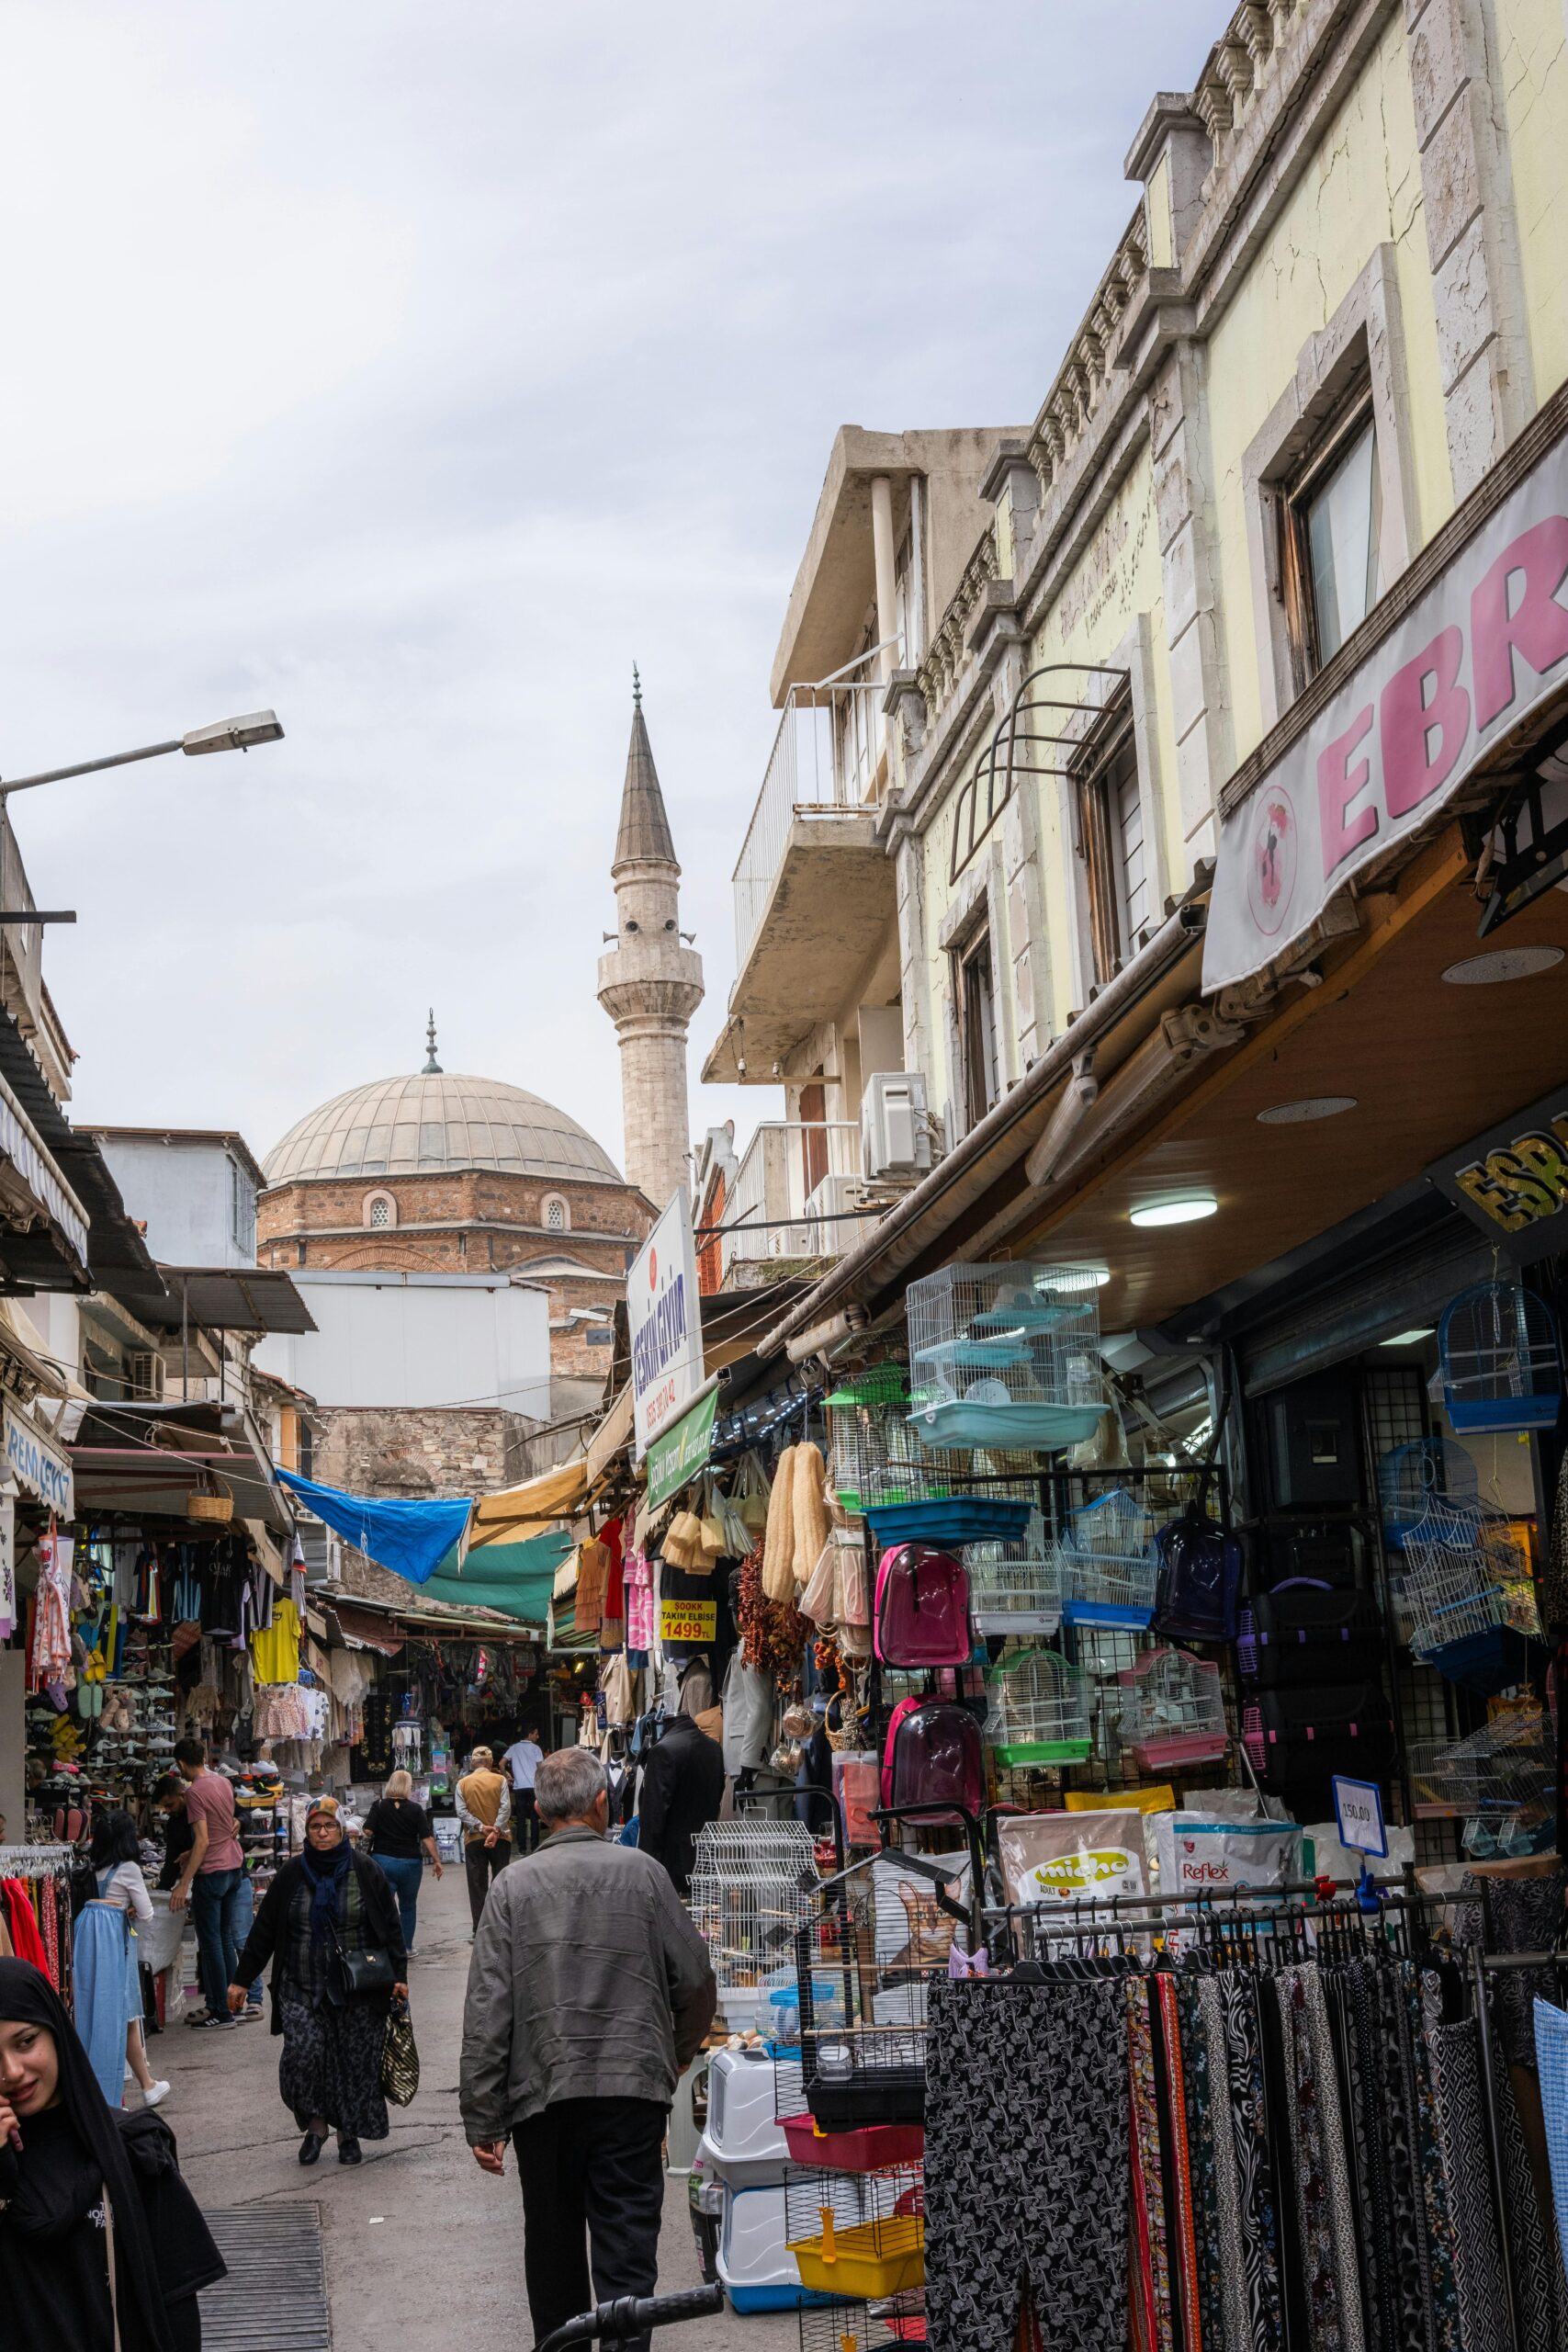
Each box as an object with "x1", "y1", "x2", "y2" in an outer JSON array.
[{"x1": 154, "y1": 1870, "x2": 797, "y2": 2352}]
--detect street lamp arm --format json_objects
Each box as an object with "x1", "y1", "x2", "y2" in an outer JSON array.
[
  {"x1": 0, "y1": 738, "x2": 183, "y2": 794},
  {"x1": 0, "y1": 708, "x2": 284, "y2": 796}
]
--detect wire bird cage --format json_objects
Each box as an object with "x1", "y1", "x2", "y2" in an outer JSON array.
[
  {"x1": 797, "y1": 1853, "x2": 964, "y2": 2130},
  {"x1": 1438, "y1": 1279, "x2": 1562, "y2": 1432},
  {"x1": 984, "y1": 1645, "x2": 1092, "y2": 1767},
  {"x1": 1379, "y1": 1436, "x2": 1478, "y2": 1549},
  {"x1": 785, "y1": 2166, "x2": 926, "y2": 2302},
  {"x1": 1397, "y1": 1495, "x2": 1539, "y2": 1690},
  {"x1": 826, "y1": 1367, "x2": 1036, "y2": 1519},
  {"x1": 689, "y1": 1820, "x2": 819, "y2": 2034},
  {"x1": 964, "y1": 1509, "x2": 1062, "y2": 1636},
  {"x1": 905, "y1": 1262, "x2": 1109, "y2": 1453},
  {"x1": 1409, "y1": 1705, "x2": 1554, "y2": 1818},
  {"x1": 1116, "y1": 1645, "x2": 1229, "y2": 1773},
  {"x1": 797, "y1": 2292, "x2": 927, "y2": 2349},
  {"x1": 1055, "y1": 1487, "x2": 1160, "y2": 1629}
]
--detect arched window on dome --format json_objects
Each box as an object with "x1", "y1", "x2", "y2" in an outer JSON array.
[
  {"x1": 363, "y1": 1190, "x2": 398, "y2": 1231},
  {"x1": 541, "y1": 1193, "x2": 570, "y2": 1234}
]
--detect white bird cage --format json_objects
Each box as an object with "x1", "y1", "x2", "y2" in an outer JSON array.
[
  {"x1": 964, "y1": 1508, "x2": 1062, "y2": 1636},
  {"x1": 906, "y1": 1262, "x2": 1109, "y2": 1453},
  {"x1": 1399, "y1": 1496, "x2": 1538, "y2": 1661},
  {"x1": 688, "y1": 1820, "x2": 819, "y2": 2030},
  {"x1": 1116, "y1": 1646, "x2": 1229, "y2": 1773},
  {"x1": 984, "y1": 1646, "x2": 1092, "y2": 1767},
  {"x1": 1057, "y1": 1487, "x2": 1160, "y2": 1630},
  {"x1": 1409, "y1": 1706, "x2": 1553, "y2": 1817},
  {"x1": 825, "y1": 1365, "x2": 960, "y2": 1511}
]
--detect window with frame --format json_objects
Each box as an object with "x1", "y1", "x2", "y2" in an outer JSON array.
[
  {"x1": 365, "y1": 1191, "x2": 395, "y2": 1230},
  {"x1": 543, "y1": 1194, "x2": 569, "y2": 1233},
  {"x1": 953, "y1": 922, "x2": 999, "y2": 1132},
  {"x1": 1075, "y1": 699, "x2": 1147, "y2": 987},
  {"x1": 1280, "y1": 379, "x2": 1382, "y2": 684}
]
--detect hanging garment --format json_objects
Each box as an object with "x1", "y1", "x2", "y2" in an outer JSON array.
[
  {"x1": 1493, "y1": 2039, "x2": 1568, "y2": 2352},
  {"x1": 1216, "y1": 1971, "x2": 1284, "y2": 2350},
  {"x1": 1194, "y1": 1973, "x2": 1254, "y2": 2352},
  {"x1": 1278, "y1": 1964, "x2": 1364, "y2": 2352},
  {"x1": 0, "y1": 1881, "x2": 51, "y2": 1977},
  {"x1": 73, "y1": 1903, "x2": 133, "y2": 2108},
  {"x1": 923, "y1": 1978, "x2": 1129, "y2": 2352},
  {"x1": 1128, "y1": 1977, "x2": 1174, "y2": 2351},
  {"x1": 249, "y1": 1594, "x2": 302, "y2": 1685},
  {"x1": 1533, "y1": 1997, "x2": 1568, "y2": 2299},
  {"x1": 1457, "y1": 1868, "x2": 1568, "y2": 2074}
]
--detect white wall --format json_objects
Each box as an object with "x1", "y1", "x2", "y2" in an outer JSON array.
[
  {"x1": 254, "y1": 1271, "x2": 551, "y2": 1415},
  {"x1": 94, "y1": 1136, "x2": 255, "y2": 1268}
]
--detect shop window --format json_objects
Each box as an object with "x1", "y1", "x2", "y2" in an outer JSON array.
[
  {"x1": 1076, "y1": 698, "x2": 1146, "y2": 986},
  {"x1": 363, "y1": 1190, "x2": 397, "y2": 1230},
  {"x1": 230, "y1": 1157, "x2": 256, "y2": 1258},
  {"x1": 953, "y1": 924, "x2": 999, "y2": 1132},
  {"x1": 541, "y1": 1193, "x2": 569, "y2": 1233},
  {"x1": 1280, "y1": 381, "x2": 1382, "y2": 684}
]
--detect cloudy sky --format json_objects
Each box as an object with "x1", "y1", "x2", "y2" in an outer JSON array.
[{"x1": 1, "y1": 0, "x2": 1218, "y2": 1179}]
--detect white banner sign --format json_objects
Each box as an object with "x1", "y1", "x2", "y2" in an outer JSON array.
[
  {"x1": 4, "y1": 1401, "x2": 73, "y2": 1517},
  {"x1": 627, "y1": 1191, "x2": 703, "y2": 1462},
  {"x1": 1205, "y1": 426, "x2": 1568, "y2": 990}
]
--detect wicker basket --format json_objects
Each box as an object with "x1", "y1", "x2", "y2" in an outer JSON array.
[{"x1": 187, "y1": 1476, "x2": 234, "y2": 1525}]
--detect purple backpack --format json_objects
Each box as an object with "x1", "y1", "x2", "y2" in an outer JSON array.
[
  {"x1": 885, "y1": 1700, "x2": 983, "y2": 1826},
  {"x1": 1154, "y1": 1516, "x2": 1243, "y2": 1643},
  {"x1": 874, "y1": 1544, "x2": 972, "y2": 1668}
]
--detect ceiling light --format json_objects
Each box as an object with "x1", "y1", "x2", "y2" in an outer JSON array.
[
  {"x1": 1129, "y1": 1195, "x2": 1218, "y2": 1228},
  {"x1": 1379, "y1": 1327, "x2": 1434, "y2": 1348},
  {"x1": 1061, "y1": 1262, "x2": 1111, "y2": 1287},
  {"x1": 1441, "y1": 944, "x2": 1563, "y2": 986},
  {"x1": 1256, "y1": 1096, "x2": 1358, "y2": 1125}
]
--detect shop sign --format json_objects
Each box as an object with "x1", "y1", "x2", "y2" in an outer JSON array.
[
  {"x1": 4, "y1": 1400, "x2": 73, "y2": 1516},
  {"x1": 1332, "y1": 1775, "x2": 1388, "y2": 1859},
  {"x1": 659, "y1": 1593, "x2": 717, "y2": 1646},
  {"x1": 645, "y1": 1383, "x2": 717, "y2": 1513},
  {"x1": 1206, "y1": 423, "x2": 1568, "y2": 990},
  {"x1": 1427, "y1": 1080, "x2": 1568, "y2": 1262},
  {"x1": 627, "y1": 1191, "x2": 703, "y2": 1461}
]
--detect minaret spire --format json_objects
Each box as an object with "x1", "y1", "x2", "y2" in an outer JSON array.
[
  {"x1": 423, "y1": 1010, "x2": 442, "y2": 1074},
  {"x1": 597, "y1": 681, "x2": 704, "y2": 1210}
]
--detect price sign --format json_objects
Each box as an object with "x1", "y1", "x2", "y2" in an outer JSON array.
[
  {"x1": 1332, "y1": 1775, "x2": 1388, "y2": 1859},
  {"x1": 659, "y1": 1596, "x2": 716, "y2": 1646}
]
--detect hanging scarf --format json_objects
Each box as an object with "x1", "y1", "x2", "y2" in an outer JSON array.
[{"x1": 299, "y1": 1838, "x2": 352, "y2": 1946}]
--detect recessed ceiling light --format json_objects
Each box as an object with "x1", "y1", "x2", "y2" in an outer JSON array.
[
  {"x1": 1441, "y1": 944, "x2": 1563, "y2": 986},
  {"x1": 1059, "y1": 1262, "x2": 1111, "y2": 1288},
  {"x1": 1256, "y1": 1096, "x2": 1358, "y2": 1125},
  {"x1": 1129, "y1": 1195, "x2": 1218, "y2": 1228},
  {"x1": 1379, "y1": 1327, "x2": 1435, "y2": 1348}
]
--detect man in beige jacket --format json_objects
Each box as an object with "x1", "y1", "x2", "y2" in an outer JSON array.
[{"x1": 455, "y1": 1745, "x2": 512, "y2": 1931}]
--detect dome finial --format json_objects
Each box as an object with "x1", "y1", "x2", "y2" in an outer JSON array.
[
  {"x1": 423, "y1": 1009, "x2": 442, "y2": 1074},
  {"x1": 632, "y1": 661, "x2": 641, "y2": 709}
]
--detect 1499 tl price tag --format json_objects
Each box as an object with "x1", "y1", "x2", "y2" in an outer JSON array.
[{"x1": 659, "y1": 1597, "x2": 716, "y2": 1645}]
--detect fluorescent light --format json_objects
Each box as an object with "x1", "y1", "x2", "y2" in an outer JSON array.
[
  {"x1": 1129, "y1": 1195, "x2": 1217, "y2": 1228},
  {"x1": 1257, "y1": 1096, "x2": 1358, "y2": 1125},
  {"x1": 1441, "y1": 945, "x2": 1562, "y2": 986},
  {"x1": 1055, "y1": 1262, "x2": 1111, "y2": 1288},
  {"x1": 1379, "y1": 1328, "x2": 1434, "y2": 1348}
]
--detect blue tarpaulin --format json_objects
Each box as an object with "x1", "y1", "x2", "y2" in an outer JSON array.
[{"x1": 276, "y1": 1468, "x2": 473, "y2": 1588}]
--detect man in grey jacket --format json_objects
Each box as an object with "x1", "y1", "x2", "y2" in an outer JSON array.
[{"x1": 459, "y1": 1746, "x2": 717, "y2": 2350}]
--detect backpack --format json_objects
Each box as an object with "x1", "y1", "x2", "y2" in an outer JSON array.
[
  {"x1": 1154, "y1": 1515, "x2": 1243, "y2": 1643},
  {"x1": 874, "y1": 1545, "x2": 972, "y2": 1669},
  {"x1": 882, "y1": 1700, "x2": 984, "y2": 1826}
]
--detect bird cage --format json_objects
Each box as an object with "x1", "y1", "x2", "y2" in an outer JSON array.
[
  {"x1": 797, "y1": 2292, "x2": 927, "y2": 2349},
  {"x1": 785, "y1": 2166, "x2": 926, "y2": 2302},
  {"x1": 1438, "y1": 1279, "x2": 1562, "y2": 1432},
  {"x1": 826, "y1": 1368, "x2": 933, "y2": 1515},
  {"x1": 905, "y1": 1262, "x2": 1109, "y2": 1452},
  {"x1": 689, "y1": 1820, "x2": 820, "y2": 2033},
  {"x1": 964, "y1": 1507, "x2": 1062, "y2": 1636},
  {"x1": 1116, "y1": 1646, "x2": 1228, "y2": 1773},
  {"x1": 1399, "y1": 1496, "x2": 1540, "y2": 1690},
  {"x1": 797, "y1": 1851, "x2": 963, "y2": 2130},
  {"x1": 1378, "y1": 1436, "x2": 1478, "y2": 1549},
  {"x1": 1409, "y1": 1705, "x2": 1554, "y2": 1817},
  {"x1": 983, "y1": 1645, "x2": 1092, "y2": 1767},
  {"x1": 1056, "y1": 1487, "x2": 1159, "y2": 1629}
]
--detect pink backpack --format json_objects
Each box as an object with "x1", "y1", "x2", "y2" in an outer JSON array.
[
  {"x1": 882, "y1": 1700, "x2": 984, "y2": 1826},
  {"x1": 874, "y1": 1544, "x2": 972, "y2": 1668}
]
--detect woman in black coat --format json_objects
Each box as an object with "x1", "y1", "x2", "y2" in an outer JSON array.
[
  {"x1": 0, "y1": 1956, "x2": 225, "y2": 2351},
  {"x1": 228, "y1": 1801, "x2": 407, "y2": 2168}
]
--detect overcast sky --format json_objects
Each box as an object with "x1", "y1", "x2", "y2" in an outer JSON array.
[{"x1": 1, "y1": 0, "x2": 1219, "y2": 1181}]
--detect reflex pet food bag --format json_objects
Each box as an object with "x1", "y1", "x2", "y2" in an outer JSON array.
[{"x1": 1153, "y1": 1813, "x2": 1303, "y2": 1947}]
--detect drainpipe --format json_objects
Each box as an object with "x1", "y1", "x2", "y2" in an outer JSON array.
[{"x1": 871, "y1": 476, "x2": 898, "y2": 684}]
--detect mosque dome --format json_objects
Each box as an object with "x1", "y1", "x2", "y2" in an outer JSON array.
[{"x1": 262, "y1": 1069, "x2": 623, "y2": 1188}]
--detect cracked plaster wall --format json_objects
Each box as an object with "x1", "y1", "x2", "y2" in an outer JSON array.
[{"x1": 1494, "y1": 0, "x2": 1568, "y2": 410}]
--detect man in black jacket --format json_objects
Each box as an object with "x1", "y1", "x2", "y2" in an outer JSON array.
[{"x1": 636, "y1": 1713, "x2": 724, "y2": 1896}]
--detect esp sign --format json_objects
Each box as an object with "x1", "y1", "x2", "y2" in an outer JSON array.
[{"x1": 1428, "y1": 1080, "x2": 1568, "y2": 1262}]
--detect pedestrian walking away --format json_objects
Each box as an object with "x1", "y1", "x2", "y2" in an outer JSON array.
[
  {"x1": 456, "y1": 1745, "x2": 513, "y2": 1928},
  {"x1": 227, "y1": 1798, "x2": 408, "y2": 2167},
  {"x1": 361, "y1": 1769, "x2": 444, "y2": 1953},
  {"x1": 168, "y1": 1740, "x2": 245, "y2": 2030},
  {"x1": 502, "y1": 1725, "x2": 545, "y2": 1854},
  {"x1": 75, "y1": 1809, "x2": 170, "y2": 2111},
  {"x1": 0, "y1": 1955, "x2": 226, "y2": 2351},
  {"x1": 459, "y1": 1747, "x2": 717, "y2": 2352}
]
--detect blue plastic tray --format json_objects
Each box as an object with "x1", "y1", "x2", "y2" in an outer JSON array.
[
  {"x1": 908, "y1": 1399, "x2": 1109, "y2": 1449},
  {"x1": 864, "y1": 1496, "x2": 1035, "y2": 1548}
]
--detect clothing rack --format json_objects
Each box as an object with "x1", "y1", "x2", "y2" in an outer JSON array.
[{"x1": 0, "y1": 1845, "x2": 73, "y2": 1872}]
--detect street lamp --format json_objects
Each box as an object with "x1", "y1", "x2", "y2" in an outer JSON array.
[{"x1": 0, "y1": 709, "x2": 285, "y2": 796}]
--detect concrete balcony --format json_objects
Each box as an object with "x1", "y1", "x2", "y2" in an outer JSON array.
[{"x1": 720, "y1": 1121, "x2": 862, "y2": 1285}]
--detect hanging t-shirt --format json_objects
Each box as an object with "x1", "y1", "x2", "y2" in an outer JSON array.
[
  {"x1": 249, "y1": 1596, "x2": 301, "y2": 1686},
  {"x1": 200, "y1": 1546, "x2": 243, "y2": 1639}
]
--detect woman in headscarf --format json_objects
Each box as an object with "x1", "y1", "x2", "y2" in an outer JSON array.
[
  {"x1": 0, "y1": 1956, "x2": 224, "y2": 2351},
  {"x1": 228, "y1": 1799, "x2": 407, "y2": 2166}
]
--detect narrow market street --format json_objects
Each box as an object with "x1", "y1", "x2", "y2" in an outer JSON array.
[{"x1": 164, "y1": 1867, "x2": 792, "y2": 2352}]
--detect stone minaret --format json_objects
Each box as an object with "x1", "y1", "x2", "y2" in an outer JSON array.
[{"x1": 596, "y1": 673, "x2": 704, "y2": 1209}]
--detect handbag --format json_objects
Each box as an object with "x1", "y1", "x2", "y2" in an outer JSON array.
[
  {"x1": 381, "y1": 1995, "x2": 420, "y2": 2107},
  {"x1": 330, "y1": 1924, "x2": 396, "y2": 2002}
]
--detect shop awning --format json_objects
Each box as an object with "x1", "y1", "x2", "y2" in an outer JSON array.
[
  {"x1": 323, "y1": 1601, "x2": 408, "y2": 1656},
  {"x1": 141, "y1": 1267, "x2": 316, "y2": 1335},
  {"x1": 276, "y1": 1468, "x2": 472, "y2": 1585},
  {"x1": 421, "y1": 1526, "x2": 573, "y2": 1624},
  {"x1": 472, "y1": 1456, "x2": 592, "y2": 1532}
]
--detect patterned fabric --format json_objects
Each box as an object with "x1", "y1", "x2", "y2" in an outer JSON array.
[
  {"x1": 1217, "y1": 1972, "x2": 1282, "y2": 2349},
  {"x1": 1156, "y1": 1976, "x2": 1201, "y2": 2352},
  {"x1": 1178, "y1": 1978, "x2": 1228, "y2": 2352},
  {"x1": 1129, "y1": 1979, "x2": 1175, "y2": 2352},
  {"x1": 1422, "y1": 1998, "x2": 1509, "y2": 2352},
  {"x1": 923, "y1": 1978, "x2": 1128, "y2": 2352},
  {"x1": 1454, "y1": 1871, "x2": 1568, "y2": 2074},
  {"x1": 1492, "y1": 2043, "x2": 1568, "y2": 2352},
  {"x1": 1198, "y1": 1974, "x2": 1250, "y2": 2352},
  {"x1": 1371, "y1": 1960, "x2": 1432, "y2": 2352},
  {"x1": 1293, "y1": 1964, "x2": 1366, "y2": 2352},
  {"x1": 276, "y1": 1987, "x2": 390, "y2": 2140},
  {"x1": 1402, "y1": 1972, "x2": 1459, "y2": 2352}
]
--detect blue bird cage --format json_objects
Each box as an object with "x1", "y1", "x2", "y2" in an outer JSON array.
[
  {"x1": 1438, "y1": 1281, "x2": 1562, "y2": 1433},
  {"x1": 1378, "y1": 1436, "x2": 1478, "y2": 1549}
]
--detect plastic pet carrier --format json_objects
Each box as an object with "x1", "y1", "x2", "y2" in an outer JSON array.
[
  {"x1": 1235, "y1": 1579, "x2": 1383, "y2": 1688},
  {"x1": 873, "y1": 1545, "x2": 973, "y2": 1669},
  {"x1": 1056, "y1": 1488, "x2": 1159, "y2": 1630},
  {"x1": 964, "y1": 1508, "x2": 1063, "y2": 1638},
  {"x1": 1153, "y1": 1513, "x2": 1242, "y2": 1642},
  {"x1": 1116, "y1": 1646, "x2": 1229, "y2": 1774},
  {"x1": 881, "y1": 1700, "x2": 984, "y2": 1825},
  {"x1": 1263, "y1": 1518, "x2": 1367, "y2": 1589},
  {"x1": 983, "y1": 1646, "x2": 1092, "y2": 1768},
  {"x1": 785, "y1": 2166, "x2": 925, "y2": 2301},
  {"x1": 906, "y1": 1262, "x2": 1109, "y2": 1452},
  {"x1": 1439, "y1": 1280, "x2": 1562, "y2": 1433},
  {"x1": 1240, "y1": 1682, "x2": 1394, "y2": 1791}
]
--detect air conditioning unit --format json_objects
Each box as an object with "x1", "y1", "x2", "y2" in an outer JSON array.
[
  {"x1": 128, "y1": 1351, "x2": 165, "y2": 1403},
  {"x1": 862, "y1": 1070, "x2": 934, "y2": 1182},
  {"x1": 803, "y1": 1173, "x2": 862, "y2": 1256}
]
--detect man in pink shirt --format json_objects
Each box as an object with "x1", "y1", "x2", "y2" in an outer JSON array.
[{"x1": 171, "y1": 1738, "x2": 247, "y2": 2029}]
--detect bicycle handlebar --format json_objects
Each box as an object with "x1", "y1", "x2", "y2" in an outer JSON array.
[{"x1": 534, "y1": 2284, "x2": 726, "y2": 2349}]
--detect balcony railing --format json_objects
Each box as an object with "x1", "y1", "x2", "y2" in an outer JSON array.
[
  {"x1": 722, "y1": 1121, "x2": 862, "y2": 1280},
  {"x1": 731, "y1": 646, "x2": 895, "y2": 969}
]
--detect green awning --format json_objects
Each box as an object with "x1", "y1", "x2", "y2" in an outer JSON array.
[{"x1": 419, "y1": 1527, "x2": 572, "y2": 1623}]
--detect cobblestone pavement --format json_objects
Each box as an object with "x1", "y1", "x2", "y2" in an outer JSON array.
[{"x1": 149, "y1": 1867, "x2": 798, "y2": 2352}]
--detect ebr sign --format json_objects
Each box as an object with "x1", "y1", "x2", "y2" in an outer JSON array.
[{"x1": 1207, "y1": 424, "x2": 1568, "y2": 990}]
